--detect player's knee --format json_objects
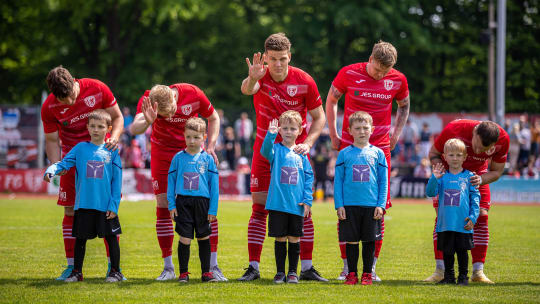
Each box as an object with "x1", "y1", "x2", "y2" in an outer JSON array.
[
  {"x1": 156, "y1": 194, "x2": 168, "y2": 208},
  {"x1": 64, "y1": 206, "x2": 74, "y2": 216},
  {"x1": 480, "y1": 208, "x2": 489, "y2": 216},
  {"x1": 252, "y1": 192, "x2": 268, "y2": 206}
]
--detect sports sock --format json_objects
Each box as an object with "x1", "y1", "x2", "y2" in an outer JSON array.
[
  {"x1": 104, "y1": 235, "x2": 120, "y2": 259},
  {"x1": 338, "y1": 222, "x2": 347, "y2": 259},
  {"x1": 362, "y1": 241, "x2": 375, "y2": 274},
  {"x1": 436, "y1": 259, "x2": 445, "y2": 270},
  {"x1": 342, "y1": 259, "x2": 349, "y2": 272},
  {"x1": 67, "y1": 258, "x2": 74, "y2": 266},
  {"x1": 473, "y1": 262, "x2": 484, "y2": 272},
  {"x1": 156, "y1": 207, "x2": 174, "y2": 259},
  {"x1": 346, "y1": 243, "x2": 359, "y2": 274},
  {"x1": 74, "y1": 238, "x2": 87, "y2": 272},
  {"x1": 433, "y1": 218, "x2": 444, "y2": 260},
  {"x1": 456, "y1": 249, "x2": 468, "y2": 278},
  {"x1": 275, "y1": 240, "x2": 287, "y2": 273},
  {"x1": 471, "y1": 214, "x2": 489, "y2": 264},
  {"x1": 372, "y1": 257, "x2": 378, "y2": 272},
  {"x1": 248, "y1": 204, "x2": 268, "y2": 263},
  {"x1": 178, "y1": 242, "x2": 190, "y2": 274},
  {"x1": 288, "y1": 241, "x2": 300, "y2": 274},
  {"x1": 164, "y1": 255, "x2": 174, "y2": 270},
  {"x1": 443, "y1": 251, "x2": 455, "y2": 279},
  {"x1": 198, "y1": 239, "x2": 211, "y2": 273},
  {"x1": 249, "y1": 261, "x2": 260, "y2": 271},
  {"x1": 301, "y1": 260, "x2": 312, "y2": 272},
  {"x1": 210, "y1": 252, "x2": 218, "y2": 268},
  {"x1": 374, "y1": 217, "x2": 384, "y2": 258},
  {"x1": 62, "y1": 215, "x2": 75, "y2": 263},
  {"x1": 300, "y1": 215, "x2": 314, "y2": 261},
  {"x1": 210, "y1": 219, "x2": 219, "y2": 254},
  {"x1": 105, "y1": 235, "x2": 120, "y2": 272}
]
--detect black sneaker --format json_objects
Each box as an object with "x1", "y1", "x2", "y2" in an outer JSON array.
[
  {"x1": 178, "y1": 272, "x2": 190, "y2": 283},
  {"x1": 437, "y1": 276, "x2": 456, "y2": 284},
  {"x1": 237, "y1": 265, "x2": 260, "y2": 281},
  {"x1": 105, "y1": 270, "x2": 125, "y2": 282},
  {"x1": 64, "y1": 270, "x2": 83, "y2": 282},
  {"x1": 202, "y1": 272, "x2": 218, "y2": 282},
  {"x1": 457, "y1": 275, "x2": 469, "y2": 286},
  {"x1": 273, "y1": 272, "x2": 286, "y2": 284},
  {"x1": 299, "y1": 266, "x2": 328, "y2": 282}
]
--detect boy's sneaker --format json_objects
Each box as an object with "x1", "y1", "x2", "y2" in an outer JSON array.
[
  {"x1": 210, "y1": 265, "x2": 228, "y2": 281},
  {"x1": 299, "y1": 266, "x2": 328, "y2": 282},
  {"x1": 238, "y1": 265, "x2": 260, "y2": 281},
  {"x1": 156, "y1": 268, "x2": 176, "y2": 281},
  {"x1": 437, "y1": 276, "x2": 456, "y2": 284},
  {"x1": 273, "y1": 272, "x2": 286, "y2": 284},
  {"x1": 64, "y1": 270, "x2": 83, "y2": 282},
  {"x1": 337, "y1": 269, "x2": 348, "y2": 281},
  {"x1": 105, "y1": 270, "x2": 125, "y2": 282},
  {"x1": 371, "y1": 271, "x2": 382, "y2": 282},
  {"x1": 286, "y1": 272, "x2": 299, "y2": 284},
  {"x1": 471, "y1": 270, "x2": 494, "y2": 284},
  {"x1": 361, "y1": 273, "x2": 373, "y2": 285},
  {"x1": 201, "y1": 272, "x2": 218, "y2": 282},
  {"x1": 344, "y1": 272, "x2": 358, "y2": 285},
  {"x1": 423, "y1": 268, "x2": 444, "y2": 283},
  {"x1": 56, "y1": 265, "x2": 74, "y2": 281},
  {"x1": 107, "y1": 263, "x2": 127, "y2": 281},
  {"x1": 457, "y1": 275, "x2": 469, "y2": 286},
  {"x1": 178, "y1": 272, "x2": 190, "y2": 283}
]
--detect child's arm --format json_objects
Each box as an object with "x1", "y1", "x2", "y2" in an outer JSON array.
[
  {"x1": 260, "y1": 119, "x2": 278, "y2": 163},
  {"x1": 333, "y1": 151, "x2": 345, "y2": 210},
  {"x1": 208, "y1": 156, "x2": 219, "y2": 219},
  {"x1": 466, "y1": 174, "x2": 481, "y2": 226},
  {"x1": 43, "y1": 145, "x2": 78, "y2": 182},
  {"x1": 299, "y1": 155, "x2": 314, "y2": 218},
  {"x1": 376, "y1": 150, "x2": 389, "y2": 210},
  {"x1": 107, "y1": 151, "x2": 123, "y2": 216},
  {"x1": 167, "y1": 154, "x2": 179, "y2": 212}
]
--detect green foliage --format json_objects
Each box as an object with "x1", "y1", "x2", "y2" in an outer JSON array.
[{"x1": 1, "y1": 0, "x2": 538, "y2": 114}]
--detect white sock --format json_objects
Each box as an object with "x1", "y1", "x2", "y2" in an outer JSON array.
[
  {"x1": 301, "y1": 260, "x2": 312, "y2": 272},
  {"x1": 67, "y1": 258, "x2": 74, "y2": 266},
  {"x1": 473, "y1": 262, "x2": 484, "y2": 272},
  {"x1": 107, "y1": 257, "x2": 111, "y2": 264},
  {"x1": 249, "y1": 261, "x2": 259, "y2": 271},
  {"x1": 164, "y1": 255, "x2": 174, "y2": 270},
  {"x1": 210, "y1": 252, "x2": 218, "y2": 268},
  {"x1": 372, "y1": 257, "x2": 378, "y2": 272},
  {"x1": 435, "y1": 259, "x2": 445, "y2": 270},
  {"x1": 342, "y1": 258, "x2": 348, "y2": 272}
]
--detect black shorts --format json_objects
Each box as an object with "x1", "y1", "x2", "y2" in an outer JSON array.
[
  {"x1": 174, "y1": 195, "x2": 212, "y2": 239},
  {"x1": 437, "y1": 231, "x2": 474, "y2": 254},
  {"x1": 72, "y1": 208, "x2": 122, "y2": 239},
  {"x1": 338, "y1": 206, "x2": 382, "y2": 242},
  {"x1": 268, "y1": 210, "x2": 304, "y2": 238}
]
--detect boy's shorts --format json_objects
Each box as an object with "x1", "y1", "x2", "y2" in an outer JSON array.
[
  {"x1": 338, "y1": 206, "x2": 382, "y2": 242},
  {"x1": 174, "y1": 195, "x2": 212, "y2": 239},
  {"x1": 268, "y1": 210, "x2": 304, "y2": 238},
  {"x1": 72, "y1": 208, "x2": 122, "y2": 239},
  {"x1": 437, "y1": 231, "x2": 474, "y2": 254}
]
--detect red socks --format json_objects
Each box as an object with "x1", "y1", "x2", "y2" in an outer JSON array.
[
  {"x1": 62, "y1": 215, "x2": 75, "y2": 260},
  {"x1": 247, "y1": 204, "x2": 268, "y2": 262},
  {"x1": 471, "y1": 215, "x2": 489, "y2": 264},
  {"x1": 300, "y1": 215, "x2": 314, "y2": 260},
  {"x1": 156, "y1": 207, "x2": 174, "y2": 258}
]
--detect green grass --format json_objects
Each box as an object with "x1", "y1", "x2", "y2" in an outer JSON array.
[{"x1": 0, "y1": 198, "x2": 539, "y2": 303}]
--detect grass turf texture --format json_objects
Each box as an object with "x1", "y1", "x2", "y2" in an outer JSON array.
[{"x1": 0, "y1": 197, "x2": 538, "y2": 303}]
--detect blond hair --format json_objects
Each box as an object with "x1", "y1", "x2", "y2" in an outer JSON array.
[
  {"x1": 444, "y1": 138, "x2": 467, "y2": 154},
  {"x1": 371, "y1": 40, "x2": 397, "y2": 68},
  {"x1": 185, "y1": 117, "x2": 206, "y2": 134},
  {"x1": 88, "y1": 109, "x2": 112, "y2": 127},
  {"x1": 279, "y1": 110, "x2": 302, "y2": 129},
  {"x1": 149, "y1": 85, "x2": 175, "y2": 115},
  {"x1": 265, "y1": 33, "x2": 291, "y2": 52},
  {"x1": 348, "y1": 111, "x2": 373, "y2": 127}
]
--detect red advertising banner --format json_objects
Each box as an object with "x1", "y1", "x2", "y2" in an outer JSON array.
[{"x1": 0, "y1": 169, "x2": 47, "y2": 193}]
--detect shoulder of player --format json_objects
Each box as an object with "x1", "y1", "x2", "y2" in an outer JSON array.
[
  {"x1": 173, "y1": 83, "x2": 201, "y2": 94},
  {"x1": 288, "y1": 66, "x2": 315, "y2": 81},
  {"x1": 388, "y1": 67, "x2": 407, "y2": 79},
  {"x1": 78, "y1": 78, "x2": 109, "y2": 90}
]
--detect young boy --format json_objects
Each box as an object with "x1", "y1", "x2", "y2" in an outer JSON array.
[
  {"x1": 44, "y1": 109, "x2": 123, "y2": 282},
  {"x1": 333, "y1": 111, "x2": 388, "y2": 285},
  {"x1": 426, "y1": 138, "x2": 480, "y2": 285},
  {"x1": 168, "y1": 117, "x2": 219, "y2": 283},
  {"x1": 261, "y1": 110, "x2": 314, "y2": 284}
]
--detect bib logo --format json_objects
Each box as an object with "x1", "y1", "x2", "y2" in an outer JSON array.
[
  {"x1": 287, "y1": 85, "x2": 298, "y2": 97},
  {"x1": 84, "y1": 96, "x2": 96, "y2": 107},
  {"x1": 384, "y1": 79, "x2": 393, "y2": 91},
  {"x1": 181, "y1": 104, "x2": 192, "y2": 116},
  {"x1": 485, "y1": 146, "x2": 496, "y2": 156},
  {"x1": 250, "y1": 175, "x2": 258, "y2": 187}
]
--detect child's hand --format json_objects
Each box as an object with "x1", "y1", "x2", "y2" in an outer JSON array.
[
  {"x1": 106, "y1": 210, "x2": 117, "y2": 219},
  {"x1": 299, "y1": 203, "x2": 311, "y2": 218},
  {"x1": 208, "y1": 214, "x2": 217, "y2": 222},
  {"x1": 464, "y1": 217, "x2": 474, "y2": 230},
  {"x1": 373, "y1": 207, "x2": 383, "y2": 220},
  {"x1": 268, "y1": 119, "x2": 279, "y2": 134},
  {"x1": 170, "y1": 208, "x2": 178, "y2": 220},
  {"x1": 337, "y1": 207, "x2": 346, "y2": 220},
  {"x1": 43, "y1": 173, "x2": 52, "y2": 183},
  {"x1": 432, "y1": 163, "x2": 445, "y2": 179}
]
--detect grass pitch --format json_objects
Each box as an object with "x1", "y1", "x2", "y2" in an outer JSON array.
[{"x1": 0, "y1": 197, "x2": 539, "y2": 303}]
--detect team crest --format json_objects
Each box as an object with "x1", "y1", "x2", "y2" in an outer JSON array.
[
  {"x1": 181, "y1": 104, "x2": 192, "y2": 115},
  {"x1": 485, "y1": 146, "x2": 496, "y2": 156},
  {"x1": 196, "y1": 160, "x2": 208, "y2": 174},
  {"x1": 287, "y1": 85, "x2": 298, "y2": 97},
  {"x1": 384, "y1": 79, "x2": 394, "y2": 91},
  {"x1": 84, "y1": 96, "x2": 96, "y2": 107}
]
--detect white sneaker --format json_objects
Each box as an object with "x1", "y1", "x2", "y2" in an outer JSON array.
[
  {"x1": 372, "y1": 271, "x2": 382, "y2": 282},
  {"x1": 471, "y1": 269, "x2": 495, "y2": 284},
  {"x1": 155, "y1": 268, "x2": 176, "y2": 281},
  {"x1": 337, "y1": 269, "x2": 348, "y2": 281},
  {"x1": 423, "y1": 268, "x2": 444, "y2": 283},
  {"x1": 211, "y1": 265, "x2": 228, "y2": 281}
]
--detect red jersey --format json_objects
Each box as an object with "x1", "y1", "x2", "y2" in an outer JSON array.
[
  {"x1": 136, "y1": 83, "x2": 214, "y2": 153},
  {"x1": 41, "y1": 78, "x2": 117, "y2": 153},
  {"x1": 253, "y1": 66, "x2": 322, "y2": 150},
  {"x1": 332, "y1": 62, "x2": 409, "y2": 149},
  {"x1": 434, "y1": 119, "x2": 509, "y2": 175}
]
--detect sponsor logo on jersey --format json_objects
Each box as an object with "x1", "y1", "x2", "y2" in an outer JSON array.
[
  {"x1": 70, "y1": 112, "x2": 91, "y2": 124},
  {"x1": 60, "y1": 108, "x2": 69, "y2": 114},
  {"x1": 84, "y1": 95, "x2": 96, "y2": 107},
  {"x1": 384, "y1": 79, "x2": 394, "y2": 91},
  {"x1": 359, "y1": 91, "x2": 392, "y2": 100},
  {"x1": 63, "y1": 121, "x2": 69, "y2": 126},
  {"x1": 268, "y1": 90, "x2": 272, "y2": 97},
  {"x1": 485, "y1": 145, "x2": 496, "y2": 156},
  {"x1": 287, "y1": 85, "x2": 298, "y2": 97},
  {"x1": 152, "y1": 180, "x2": 159, "y2": 190},
  {"x1": 196, "y1": 159, "x2": 208, "y2": 174},
  {"x1": 181, "y1": 104, "x2": 192, "y2": 115},
  {"x1": 250, "y1": 175, "x2": 258, "y2": 187},
  {"x1": 355, "y1": 79, "x2": 366, "y2": 84}
]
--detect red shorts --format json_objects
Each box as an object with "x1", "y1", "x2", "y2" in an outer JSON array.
[
  {"x1": 250, "y1": 150, "x2": 272, "y2": 193},
  {"x1": 57, "y1": 166, "x2": 76, "y2": 206},
  {"x1": 381, "y1": 148, "x2": 392, "y2": 209},
  {"x1": 432, "y1": 184, "x2": 491, "y2": 210},
  {"x1": 151, "y1": 150, "x2": 178, "y2": 195}
]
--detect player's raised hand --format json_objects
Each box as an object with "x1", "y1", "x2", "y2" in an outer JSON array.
[
  {"x1": 337, "y1": 207, "x2": 346, "y2": 220},
  {"x1": 170, "y1": 208, "x2": 178, "y2": 220},
  {"x1": 106, "y1": 210, "x2": 117, "y2": 219},
  {"x1": 464, "y1": 217, "x2": 474, "y2": 230},
  {"x1": 299, "y1": 203, "x2": 311, "y2": 218},
  {"x1": 208, "y1": 214, "x2": 217, "y2": 222},
  {"x1": 373, "y1": 207, "x2": 383, "y2": 220},
  {"x1": 246, "y1": 52, "x2": 267, "y2": 81},
  {"x1": 142, "y1": 96, "x2": 158, "y2": 125},
  {"x1": 268, "y1": 119, "x2": 279, "y2": 134},
  {"x1": 432, "y1": 163, "x2": 445, "y2": 179}
]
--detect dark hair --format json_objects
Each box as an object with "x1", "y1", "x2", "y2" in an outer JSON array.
[
  {"x1": 264, "y1": 33, "x2": 291, "y2": 52},
  {"x1": 476, "y1": 121, "x2": 500, "y2": 146},
  {"x1": 46, "y1": 66, "x2": 74, "y2": 99}
]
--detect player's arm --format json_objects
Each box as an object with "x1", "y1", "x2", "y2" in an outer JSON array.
[
  {"x1": 295, "y1": 105, "x2": 325, "y2": 155},
  {"x1": 108, "y1": 152, "x2": 122, "y2": 217},
  {"x1": 390, "y1": 95, "x2": 410, "y2": 151},
  {"x1": 205, "y1": 110, "x2": 220, "y2": 165},
  {"x1": 45, "y1": 131, "x2": 61, "y2": 164},
  {"x1": 104, "y1": 104, "x2": 124, "y2": 150},
  {"x1": 428, "y1": 145, "x2": 444, "y2": 166},
  {"x1": 241, "y1": 52, "x2": 266, "y2": 95},
  {"x1": 475, "y1": 161, "x2": 505, "y2": 186},
  {"x1": 325, "y1": 85, "x2": 343, "y2": 150}
]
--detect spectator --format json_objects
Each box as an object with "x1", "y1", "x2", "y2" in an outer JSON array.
[
  {"x1": 508, "y1": 122, "x2": 521, "y2": 175},
  {"x1": 419, "y1": 122, "x2": 432, "y2": 159},
  {"x1": 234, "y1": 112, "x2": 253, "y2": 157},
  {"x1": 313, "y1": 145, "x2": 330, "y2": 200},
  {"x1": 518, "y1": 115, "x2": 531, "y2": 170},
  {"x1": 223, "y1": 126, "x2": 240, "y2": 170},
  {"x1": 522, "y1": 156, "x2": 539, "y2": 179},
  {"x1": 401, "y1": 120, "x2": 418, "y2": 162},
  {"x1": 128, "y1": 139, "x2": 144, "y2": 169},
  {"x1": 531, "y1": 119, "x2": 540, "y2": 160},
  {"x1": 413, "y1": 157, "x2": 432, "y2": 178},
  {"x1": 123, "y1": 107, "x2": 134, "y2": 128}
]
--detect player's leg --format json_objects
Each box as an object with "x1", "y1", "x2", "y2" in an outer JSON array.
[
  {"x1": 471, "y1": 200, "x2": 494, "y2": 283},
  {"x1": 424, "y1": 199, "x2": 444, "y2": 283},
  {"x1": 155, "y1": 192, "x2": 176, "y2": 280},
  {"x1": 65, "y1": 237, "x2": 86, "y2": 282},
  {"x1": 239, "y1": 191, "x2": 267, "y2": 281},
  {"x1": 57, "y1": 169, "x2": 76, "y2": 280},
  {"x1": 209, "y1": 218, "x2": 227, "y2": 281},
  {"x1": 299, "y1": 213, "x2": 328, "y2": 281}
]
